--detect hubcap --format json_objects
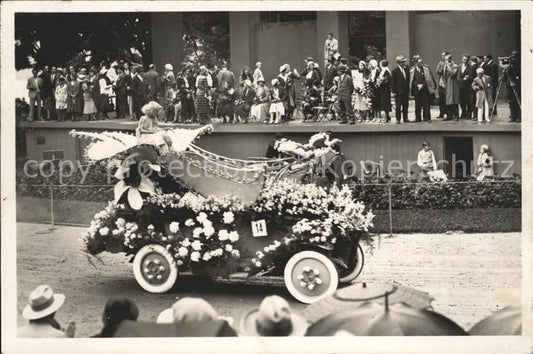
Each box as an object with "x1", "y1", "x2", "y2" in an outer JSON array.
[
  {"x1": 291, "y1": 258, "x2": 331, "y2": 297},
  {"x1": 141, "y1": 252, "x2": 171, "y2": 284},
  {"x1": 297, "y1": 267, "x2": 323, "y2": 291}
]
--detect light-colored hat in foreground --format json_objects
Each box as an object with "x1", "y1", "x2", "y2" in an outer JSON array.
[
  {"x1": 240, "y1": 295, "x2": 308, "y2": 336},
  {"x1": 23, "y1": 284, "x2": 65, "y2": 320},
  {"x1": 156, "y1": 308, "x2": 174, "y2": 324},
  {"x1": 172, "y1": 297, "x2": 219, "y2": 323}
]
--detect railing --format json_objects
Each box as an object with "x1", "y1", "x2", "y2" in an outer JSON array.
[{"x1": 16, "y1": 179, "x2": 521, "y2": 234}]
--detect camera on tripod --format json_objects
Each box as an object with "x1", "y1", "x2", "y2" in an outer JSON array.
[{"x1": 498, "y1": 56, "x2": 511, "y2": 70}]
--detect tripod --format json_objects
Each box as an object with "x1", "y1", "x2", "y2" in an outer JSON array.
[{"x1": 489, "y1": 68, "x2": 521, "y2": 122}]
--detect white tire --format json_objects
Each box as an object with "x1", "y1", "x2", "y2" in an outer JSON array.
[
  {"x1": 338, "y1": 244, "x2": 365, "y2": 284},
  {"x1": 133, "y1": 244, "x2": 178, "y2": 293},
  {"x1": 284, "y1": 251, "x2": 338, "y2": 304}
]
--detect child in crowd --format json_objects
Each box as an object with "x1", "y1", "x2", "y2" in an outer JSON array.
[
  {"x1": 54, "y1": 77, "x2": 68, "y2": 122},
  {"x1": 82, "y1": 80, "x2": 97, "y2": 121}
]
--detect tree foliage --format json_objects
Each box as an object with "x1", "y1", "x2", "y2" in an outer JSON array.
[
  {"x1": 15, "y1": 13, "x2": 152, "y2": 69},
  {"x1": 182, "y1": 12, "x2": 230, "y2": 68}
]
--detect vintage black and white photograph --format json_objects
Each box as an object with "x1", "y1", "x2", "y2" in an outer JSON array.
[{"x1": 1, "y1": 1, "x2": 532, "y2": 353}]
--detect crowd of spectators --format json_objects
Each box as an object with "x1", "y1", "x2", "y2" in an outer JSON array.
[
  {"x1": 18, "y1": 284, "x2": 318, "y2": 337},
  {"x1": 21, "y1": 35, "x2": 521, "y2": 125}
]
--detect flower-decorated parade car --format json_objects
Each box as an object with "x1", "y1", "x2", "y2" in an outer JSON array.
[{"x1": 72, "y1": 127, "x2": 374, "y2": 303}]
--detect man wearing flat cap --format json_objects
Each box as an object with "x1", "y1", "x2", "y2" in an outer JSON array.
[{"x1": 391, "y1": 55, "x2": 410, "y2": 123}]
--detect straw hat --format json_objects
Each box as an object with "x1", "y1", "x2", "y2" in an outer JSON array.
[
  {"x1": 172, "y1": 298, "x2": 219, "y2": 323},
  {"x1": 395, "y1": 55, "x2": 406, "y2": 63},
  {"x1": 22, "y1": 285, "x2": 65, "y2": 320},
  {"x1": 240, "y1": 295, "x2": 308, "y2": 336}
]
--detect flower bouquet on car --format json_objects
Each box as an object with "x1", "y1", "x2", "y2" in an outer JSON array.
[{"x1": 71, "y1": 125, "x2": 374, "y2": 295}]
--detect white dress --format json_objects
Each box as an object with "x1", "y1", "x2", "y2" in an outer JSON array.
[
  {"x1": 269, "y1": 88, "x2": 285, "y2": 115},
  {"x1": 351, "y1": 70, "x2": 368, "y2": 111}
]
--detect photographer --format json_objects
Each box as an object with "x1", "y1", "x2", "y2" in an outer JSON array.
[{"x1": 503, "y1": 51, "x2": 521, "y2": 122}]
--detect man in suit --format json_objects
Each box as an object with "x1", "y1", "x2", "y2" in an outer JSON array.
[
  {"x1": 458, "y1": 55, "x2": 473, "y2": 119},
  {"x1": 435, "y1": 51, "x2": 449, "y2": 118},
  {"x1": 409, "y1": 55, "x2": 436, "y2": 122},
  {"x1": 323, "y1": 57, "x2": 339, "y2": 92},
  {"x1": 483, "y1": 54, "x2": 499, "y2": 116},
  {"x1": 391, "y1": 55, "x2": 409, "y2": 124},
  {"x1": 177, "y1": 67, "x2": 195, "y2": 123},
  {"x1": 467, "y1": 57, "x2": 479, "y2": 121},
  {"x1": 234, "y1": 79, "x2": 255, "y2": 123},
  {"x1": 324, "y1": 33, "x2": 339, "y2": 63},
  {"x1": 143, "y1": 64, "x2": 160, "y2": 102},
  {"x1": 337, "y1": 65, "x2": 355, "y2": 125},
  {"x1": 130, "y1": 65, "x2": 149, "y2": 120},
  {"x1": 26, "y1": 67, "x2": 43, "y2": 121},
  {"x1": 216, "y1": 63, "x2": 235, "y2": 89},
  {"x1": 39, "y1": 66, "x2": 54, "y2": 120}
]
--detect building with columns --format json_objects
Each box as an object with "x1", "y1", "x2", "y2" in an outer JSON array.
[{"x1": 151, "y1": 11, "x2": 519, "y2": 82}]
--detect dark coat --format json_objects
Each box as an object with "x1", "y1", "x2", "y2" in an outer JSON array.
[
  {"x1": 378, "y1": 69, "x2": 392, "y2": 111},
  {"x1": 130, "y1": 74, "x2": 149, "y2": 107},
  {"x1": 443, "y1": 62, "x2": 460, "y2": 105},
  {"x1": 143, "y1": 69, "x2": 160, "y2": 100},
  {"x1": 458, "y1": 63, "x2": 473, "y2": 89},
  {"x1": 302, "y1": 68, "x2": 321, "y2": 87},
  {"x1": 391, "y1": 65, "x2": 410, "y2": 96},
  {"x1": 323, "y1": 64, "x2": 338, "y2": 91},
  {"x1": 337, "y1": 73, "x2": 354, "y2": 101},
  {"x1": 484, "y1": 60, "x2": 499, "y2": 87}
]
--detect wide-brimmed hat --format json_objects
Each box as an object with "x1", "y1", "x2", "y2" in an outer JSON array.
[
  {"x1": 395, "y1": 55, "x2": 406, "y2": 63},
  {"x1": 23, "y1": 285, "x2": 65, "y2": 320},
  {"x1": 279, "y1": 64, "x2": 290, "y2": 73},
  {"x1": 240, "y1": 295, "x2": 308, "y2": 336},
  {"x1": 172, "y1": 298, "x2": 219, "y2": 323}
]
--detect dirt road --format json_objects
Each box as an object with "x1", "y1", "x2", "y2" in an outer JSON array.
[{"x1": 16, "y1": 223, "x2": 521, "y2": 337}]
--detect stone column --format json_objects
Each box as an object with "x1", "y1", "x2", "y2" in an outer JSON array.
[
  {"x1": 385, "y1": 11, "x2": 414, "y2": 68},
  {"x1": 229, "y1": 12, "x2": 259, "y2": 72},
  {"x1": 151, "y1": 13, "x2": 184, "y2": 71}
]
